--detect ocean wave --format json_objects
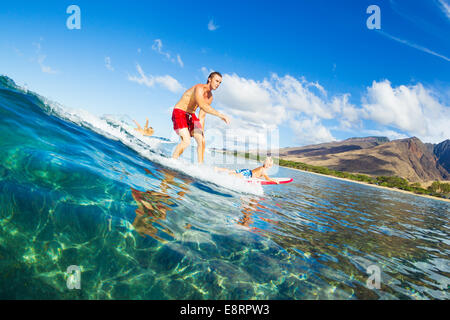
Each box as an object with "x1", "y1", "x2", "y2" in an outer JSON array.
[{"x1": 0, "y1": 75, "x2": 263, "y2": 195}]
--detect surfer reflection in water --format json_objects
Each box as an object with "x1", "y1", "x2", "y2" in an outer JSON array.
[
  {"x1": 131, "y1": 168, "x2": 193, "y2": 241},
  {"x1": 215, "y1": 157, "x2": 279, "y2": 184}
]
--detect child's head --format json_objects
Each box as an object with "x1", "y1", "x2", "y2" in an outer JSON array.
[{"x1": 263, "y1": 156, "x2": 273, "y2": 169}]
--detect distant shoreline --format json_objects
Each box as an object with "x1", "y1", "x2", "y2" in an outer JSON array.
[
  {"x1": 282, "y1": 165, "x2": 450, "y2": 203},
  {"x1": 213, "y1": 149, "x2": 450, "y2": 203}
]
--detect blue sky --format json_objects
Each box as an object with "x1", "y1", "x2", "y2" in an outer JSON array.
[{"x1": 0, "y1": 0, "x2": 449, "y2": 149}]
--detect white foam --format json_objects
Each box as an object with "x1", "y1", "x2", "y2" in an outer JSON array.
[{"x1": 138, "y1": 154, "x2": 264, "y2": 195}]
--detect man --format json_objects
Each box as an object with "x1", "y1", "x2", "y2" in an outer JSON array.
[{"x1": 171, "y1": 72, "x2": 229, "y2": 163}]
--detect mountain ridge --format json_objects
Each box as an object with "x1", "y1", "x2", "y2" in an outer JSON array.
[{"x1": 276, "y1": 136, "x2": 449, "y2": 183}]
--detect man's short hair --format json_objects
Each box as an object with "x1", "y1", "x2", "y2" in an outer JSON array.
[{"x1": 207, "y1": 71, "x2": 222, "y2": 84}]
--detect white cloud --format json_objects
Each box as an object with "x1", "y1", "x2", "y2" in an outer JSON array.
[
  {"x1": 389, "y1": 1, "x2": 449, "y2": 44},
  {"x1": 155, "y1": 75, "x2": 185, "y2": 93},
  {"x1": 201, "y1": 71, "x2": 449, "y2": 148},
  {"x1": 201, "y1": 66, "x2": 212, "y2": 78},
  {"x1": 176, "y1": 54, "x2": 184, "y2": 68},
  {"x1": 212, "y1": 73, "x2": 357, "y2": 146},
  {"x1": 128, "y1": 64, "x2": 184, "y2": 93},
  {"x1": 203, "y1": 114, "x2": 278, "y2": 151},
  {"x1": 38, "y1": 56, "x2": 58, "y2": 74},
  {"x1": 330, "y1": 94, "x2": 363, "y2": 130},
  {"x1": 437, "y1": 0, "x2": 450, "y2": 19},
  {"x1": 152, "y1": 39, "x2": 184, "y2": 67},
  {"x1": 362, "y1": 80, "x2": 450, "y2": 143},
  {"x1": 214, "y1": 73, "x2": 362, "y2": 142},
  {"x1": 105, "y1": 56, "x2": 114, "y2": 71},
  {"x1": 378, "y1": 30, "x2": 450, "y2": 62},
  {"x1": 289, "y1": 116, "x2": 336, "y2": 145},
  {"x1": 33, "y1": 39, "x2": 58, "y2": 74},
  {"x1": 269, "y1": 74, "x2": 333, "y2": 118},
  {"x1": 152, "y1": 39, "x2": 170, "y2": 59},
  {"x1": 214, "y1": 73, "x2": 286, "y2": 128},
  {"x1": 208, "y1": 19, "x2": 219, "y2": 31},
  {"x1": 362, "y1": 129, "x2": 409, "y2": 141},
  {"x1": 12, "y1": 46, "x2": 23, "y2": 56}
]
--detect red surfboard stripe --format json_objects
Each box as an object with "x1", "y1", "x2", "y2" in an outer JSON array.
[{"x1": 246, "y1": 178, "x2": 293, "y2": 185}]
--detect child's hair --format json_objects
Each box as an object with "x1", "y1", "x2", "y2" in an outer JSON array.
[{"x1": 263, "y1": 156, "x2": 273, "y2": 168}]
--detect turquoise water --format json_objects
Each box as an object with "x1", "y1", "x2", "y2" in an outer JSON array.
[{"x1": 0, "y1": 75, "x2": 449, "y2": 299}]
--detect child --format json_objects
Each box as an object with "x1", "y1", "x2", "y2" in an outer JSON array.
[{"x1": 215, "y1": 157, "x2": 279, "y2": 184}]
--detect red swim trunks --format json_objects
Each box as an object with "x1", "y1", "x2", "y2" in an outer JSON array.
[{"x1": 171, "y1": 108, "x2": 203, "y2": 136}]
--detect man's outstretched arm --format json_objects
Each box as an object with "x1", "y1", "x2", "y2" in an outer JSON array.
[
  {"x1": 195, "y1": 87, "x2": 230, "y2": 124},
  {"x1": 263, "y1": 173, "x2": 279, "y2": 184}
]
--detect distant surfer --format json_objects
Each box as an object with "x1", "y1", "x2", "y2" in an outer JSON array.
[
  {"x1": 171, "y1": 72, "x2": 230, "y2": 163},
  {"x1": 133, "y1": 118, "x2": 154, "y2": 136},
  {"x1": 215, "y1": 157, "x2": 280, "y2": 184}
]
